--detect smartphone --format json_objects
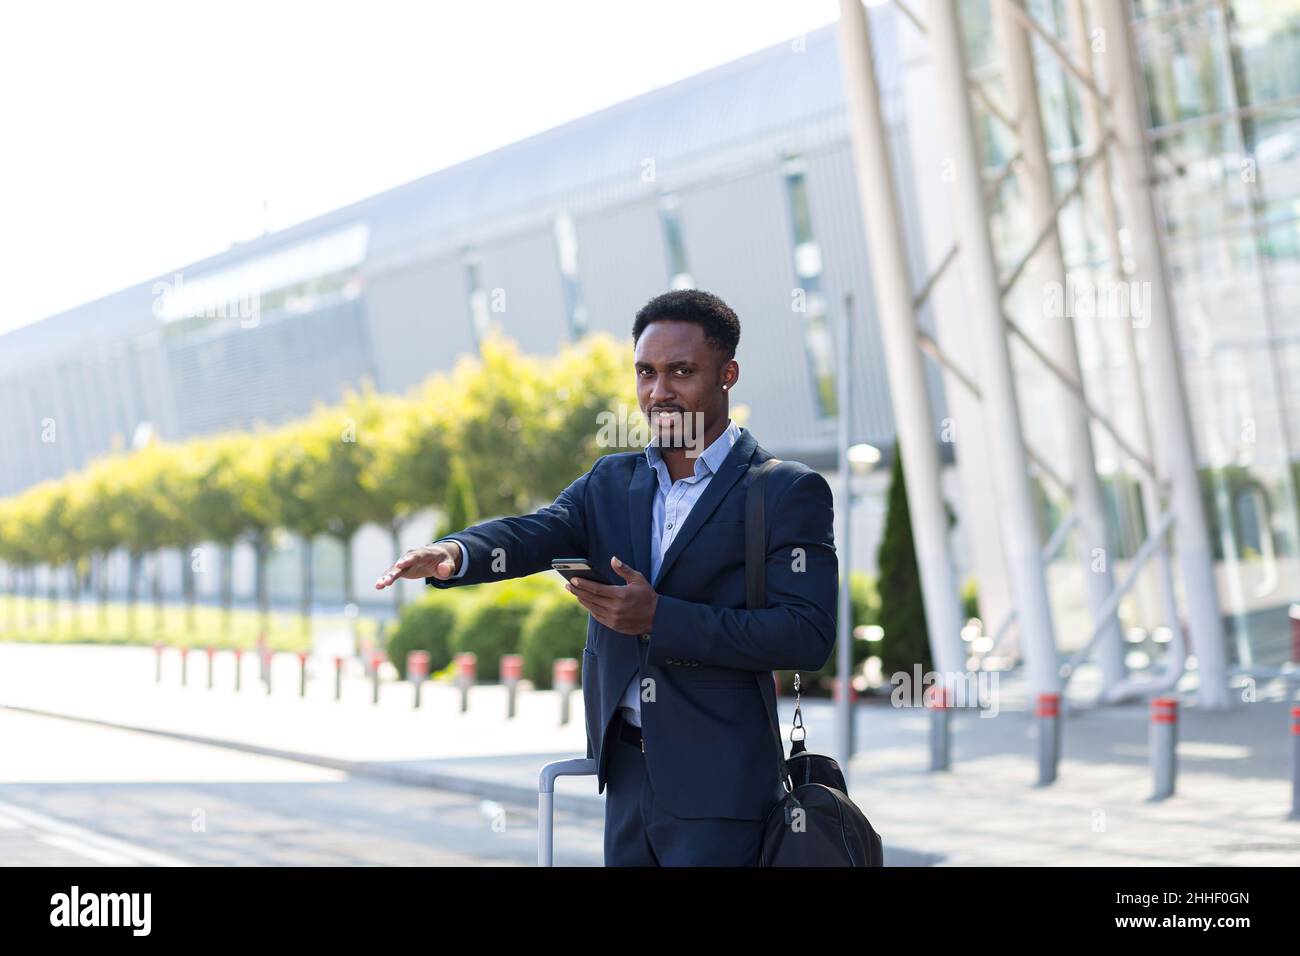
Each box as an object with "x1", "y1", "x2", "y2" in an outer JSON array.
[{"x1": 551, "y1": 558, "x2": 606, "y2": 585}]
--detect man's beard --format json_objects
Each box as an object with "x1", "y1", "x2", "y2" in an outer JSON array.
[{"x1": 650, "y1": 409, "x2": 707, "y2": 455}]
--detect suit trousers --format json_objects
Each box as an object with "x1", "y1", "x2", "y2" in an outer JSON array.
[{"x1": 602, "y1": 710, "x2": 766, "y2": 866}]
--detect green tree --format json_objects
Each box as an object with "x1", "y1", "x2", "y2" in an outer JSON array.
[
  {"x1": 361, "y1": 384, "x2": 455, "y2": 613},
  {"x1": 266, "y1": 422, "x2": 330, "y2": 638},
  {"x1": 105, "y1": 444, "x2": 181, "y2": 638},
  {"x1": 77, "y1": 457, "x2": 126, "y2": 633},
  {"x1": 875, "y1": 450, "x2": 934, "y2": 678},
  {"x1": 445, "y1": 335, "x2": 554, "y2": 518}
]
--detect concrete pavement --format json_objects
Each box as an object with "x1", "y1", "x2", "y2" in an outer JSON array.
[{"x1": 1, "y1": 642, "x2": 1297, "y2": 865}]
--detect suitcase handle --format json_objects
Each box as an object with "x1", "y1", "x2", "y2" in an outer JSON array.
[{"x1": 538, "y1": 757, "x2": 597, "y2": 866}]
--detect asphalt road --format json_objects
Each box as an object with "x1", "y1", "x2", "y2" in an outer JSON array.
[{"x1": 0, "y1": 709, "x2": 604, "y2": 867}]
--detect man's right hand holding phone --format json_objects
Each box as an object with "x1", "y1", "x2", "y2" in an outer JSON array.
[{"x1": 374, "y1": 540, "x2": 463, "y2": 589}]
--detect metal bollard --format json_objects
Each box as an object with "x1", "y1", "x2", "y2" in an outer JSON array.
[
  {"x1": 233, "y1": 648, "x2": 244, "y2": 692},
  {"x1": 554, "y1": 658, "x2": 578, "y2": 725},
  {"x1": 455, "y1": 653, "x2": 477, "y2": 713},
  {"x1": 179, "y1": 646, "x2": 190, "y2": 688},
  {"x1": 1036, "y1": 692, "x2": 1060, "y2": 786},
  {"x1": 408, "y1": 651, "x2": 430, "y2": 709},
  {"x1": 206, "y1": 646, "x2": 216, "y2": 690},
  {"x1": 502, "y1": 654, "x2": 523, "y2": 718},
  {"x1": 928, "y1": 685, "x2": 951, "y2": 772},
  {"x1": 298, "y1": 651, "x2": 309, "y2": 698},
  {"x1": 263, "y1": 649, "x2": 273, "y2": 695},
  {"x1": 333, "y1": 655, "x2": 344, "y2": 701},
  {"x1": 1289, "y1": 704, "x2": 1299, "y2": 821},
  {"x1": 154, "y1": 642, "x2": 165, "y2": 683},
  {"x1": 371, "y1": 651, "x2": 385, "y2": 704},
  {"x1": 1150, "y1": 696, "x2": 1178, "y2": 801}
]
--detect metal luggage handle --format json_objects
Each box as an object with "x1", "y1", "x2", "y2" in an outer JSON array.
[{"x1": 538, "y1": 757, "x2": 598, "y2": 866}]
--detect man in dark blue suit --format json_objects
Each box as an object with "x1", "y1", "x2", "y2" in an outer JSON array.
[{"x1": 376, "y1": 290, "x2": 837, "y2": 865}]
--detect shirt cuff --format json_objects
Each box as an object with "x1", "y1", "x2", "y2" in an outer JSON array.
[{"x1": 425, "y1": 538, "x2": 468, "y2": 585}]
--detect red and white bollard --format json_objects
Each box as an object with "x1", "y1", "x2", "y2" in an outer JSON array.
[
  {"x1": 154, "y1": 642, "x2": 165, "y2": 684},
  {"x1": 408, "y1": 651, "x2": 431, "y2": 709},
  {"x1": 554, "y1": 658, "x2": 579, "y2": 725},
  {"x1": 179, "y1": 646, "x2": 190, "y2": 688},
  {"x1": 298, "y1": 651, "x2": 309, "y2": 698},
  {"x1": 1150, "y1": 696, "x2": 1178, "y2": 801},
  {"x1": 455, "y1": 652, "x2": 477, "y2": 713},
  {"x1": 205, "y1": 646, "x2": 216, "y2": 690},
  {"x1": 233, "y1": 648, "x2": 244, "y2": 692},
  {"x1": 1290, "y1": 704, "x2": 1300, "y2": 821},
  {"x1": 501, "y1": 654, "x2": 523, "y2": 719},
  {"x1": 333, "y1": 655, "x2": 344, "y2": 701},
  {"x1": 928, "y1": 684, "x2": 951, "y2": 772},
  {"x1": 262, "y1": 647, "x2": 274, "y2": 695},
  {"x1": 1036, "y1": 692, "x2": 1060, "y2": 786}
]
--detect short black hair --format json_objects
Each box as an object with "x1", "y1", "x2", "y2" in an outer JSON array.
[{"x1": 632, "y1": 289, "x2": 741, "y2": 361}]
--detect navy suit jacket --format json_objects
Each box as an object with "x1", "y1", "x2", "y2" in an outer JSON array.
[{"x1": 426, "y1": 426, "x2": 837, "y2": 820}]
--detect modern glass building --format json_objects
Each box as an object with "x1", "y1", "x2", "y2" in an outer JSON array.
[{"x1": 949, "y1": 0, "x2": 1300, "y2": 669}]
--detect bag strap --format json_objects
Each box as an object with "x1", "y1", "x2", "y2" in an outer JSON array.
[{"x1": 745, "y1": 454, "x2": 792, "y2": 793}]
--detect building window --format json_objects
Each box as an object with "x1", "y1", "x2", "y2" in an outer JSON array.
[
  {"x1": 463, "y1": 254, "x2": 490, "y2": 349},
  {"x1": 782, "y1": 155, "x2": 838, "y2": 419},
  {"x1": 658, "y1": 193, "x2": 694, "y2": 289},
  {"x1": 553, "y1": 212, "x2": 589, "y2": 339}
]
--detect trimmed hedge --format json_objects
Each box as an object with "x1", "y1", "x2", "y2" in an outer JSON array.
[
  {"x1": 521, "y1": 592, "x2": 590, "y2": 688},
  {"x1": 447, "y1": 576, "x2": 560, "y2": 681},
  {"x1": 386, "y1": 599, "x2": 458, "y2": 679}
]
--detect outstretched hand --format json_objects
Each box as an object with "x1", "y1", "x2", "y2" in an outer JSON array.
[
  {"x1": 564, "y1": 555, "x2": 658, "y2": 636},
  {"x1": 374, "y1": 541, "x2": 461, "y2": 589}
]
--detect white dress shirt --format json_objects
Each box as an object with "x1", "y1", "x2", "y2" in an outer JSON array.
[{"x1": 618, "y1": 417, "x2": 742, "y2": 727}]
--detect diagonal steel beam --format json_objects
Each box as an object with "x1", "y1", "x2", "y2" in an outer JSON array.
[
  {"x1": 916, "y1": 330, "x2": 1073, "y2": 494},
  {"x1": 997, "y1": 138, "x2": 1111, "y2": 296},
  {"x1": 1001, "y1": 0, "x2": 1108, "y2": 108}
]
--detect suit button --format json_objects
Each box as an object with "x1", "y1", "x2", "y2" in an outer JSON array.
[{"x1": 639, "y1": 633, "x2": 650, "y2": 643}]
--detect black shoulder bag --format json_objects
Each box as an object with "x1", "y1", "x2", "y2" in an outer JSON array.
[{"x1": 746, "y1": 455, "x2": 885, "y2": 866}]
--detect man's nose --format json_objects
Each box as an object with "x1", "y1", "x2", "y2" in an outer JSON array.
[{"x1": 648, "y1": 377, "x2": 676, "y2": 405}]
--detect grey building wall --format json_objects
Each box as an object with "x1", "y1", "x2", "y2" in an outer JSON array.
[
  {"x1": 574, "y1": 200, "x2": 672, "y2": 338},
  {"x1": 363, "y1": 255, "x2": 475, "y2": 396}
]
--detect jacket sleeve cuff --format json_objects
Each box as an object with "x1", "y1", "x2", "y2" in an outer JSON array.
[{"x1": 645, "y1": 594, "x2": 693, "y2": 665}]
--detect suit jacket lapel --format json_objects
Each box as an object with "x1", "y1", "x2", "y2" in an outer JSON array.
[
  {"x1": 627, "y1": 455, "x2": 657, "y2": 583},
  {"x1": 651, "y1": 428, "x2": 758, "y2": 590}
]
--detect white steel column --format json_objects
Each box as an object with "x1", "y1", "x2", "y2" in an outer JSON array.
[
  {"x1": 1093, "y1": 0, "x2": 1231, "y2": 709},
  {"x1": 897, "y1": 14, "x2": 1017, "y2": 645},
  {"x1": 923, "y1": 0, "x2": 1061, "y2": 695},
  {"x1": 836, "y1": 0, "x2": 966, "y2": 683},
  {"x1": 1066, "y1": 0, "x2": 1183, "y2": 670},
  {"x1": 835, "y1": 292, "x2": 855, "y2": 767},
  {"x1": 994, "y1": 0, "x2": 1126, "y2": 691}
]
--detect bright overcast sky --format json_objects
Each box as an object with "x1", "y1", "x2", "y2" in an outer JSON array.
[{"x1": 0, "y1": 0, "x2": 841, "y2": 335}]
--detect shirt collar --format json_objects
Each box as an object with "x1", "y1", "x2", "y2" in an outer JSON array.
[{"x1": 645, "y1": 417, "x2": 742, "y2": 483}]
